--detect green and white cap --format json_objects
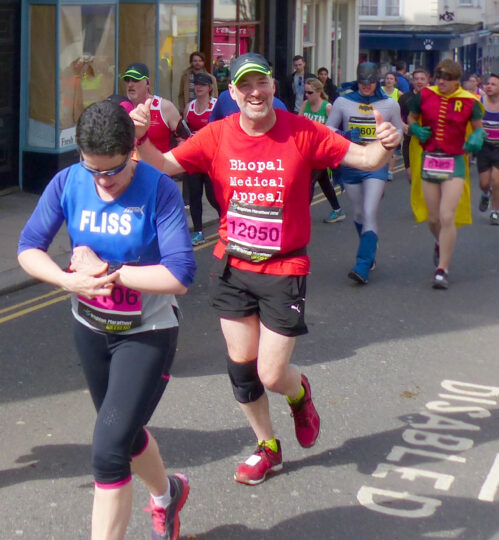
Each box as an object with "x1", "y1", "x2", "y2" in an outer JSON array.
[{"x1": 230, "y1": 53, "x2": 272, "y2": 84}]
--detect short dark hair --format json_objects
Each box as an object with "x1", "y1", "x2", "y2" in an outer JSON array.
[
  {"x1": 488, "y1": 73, "x2": 499, "y2": 81},
  {"x1": 190, "y1": 51, "x2": 205, "y2": 63},
  {"x1": 395, "y1": 60, "x2": 407, "y2": 72},
  {"x1": 412, "y1": 66, "x2": 429, "y2": 77},
  {"x1": 76, "y1": 101, "x2": 135, "y2": 156},
  {"x1": 318, "y1": 67, "x2": 329, "y2": 75},
  {"x1": 293, "y1": 55, "x2": 305, "y2": 63}
]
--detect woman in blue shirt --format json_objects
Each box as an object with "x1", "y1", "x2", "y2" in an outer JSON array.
[{"x1": 18, "y1": 101, "x2": 196, "y2": 540}]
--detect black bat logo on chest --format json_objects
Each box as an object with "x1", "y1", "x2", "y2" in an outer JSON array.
[{"x1": 358, "y1": 104, "x2": 373, "y2": 113}]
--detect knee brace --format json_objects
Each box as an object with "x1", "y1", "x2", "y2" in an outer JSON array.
[{"x1": 227, "y1": 357, "x2": 265, "y2": 404}]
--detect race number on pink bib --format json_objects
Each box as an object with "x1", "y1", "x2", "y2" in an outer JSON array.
[
  {"x1": 78, "y1": 285, "x2": 142, "y2": 332},
  {"x1": 226, "y1": 200, "x2": 283, "y2": 262},
  {"x1": 421, "y1": 153, "x2": 455, "y2": 181},
  {"x1": 423, "y1": 155, "x2": 454, "y2": 172}
]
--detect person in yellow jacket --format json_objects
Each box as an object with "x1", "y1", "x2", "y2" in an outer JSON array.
[{"x1": 407, "y1": 59, "x2": 485, "y2": 289}]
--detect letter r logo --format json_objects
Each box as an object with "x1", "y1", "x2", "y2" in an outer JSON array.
[{"x1": 454, "y1": 100, "x2": 463, "y2": 112}]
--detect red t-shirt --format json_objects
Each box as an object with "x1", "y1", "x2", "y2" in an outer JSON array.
[{"x1": 172, "y1": 109, "x2": 350, "y2": 275}]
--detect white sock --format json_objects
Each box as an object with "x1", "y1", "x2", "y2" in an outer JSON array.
[{"x1": 151, "y1": 478, "x2": 171, "y2": 508}]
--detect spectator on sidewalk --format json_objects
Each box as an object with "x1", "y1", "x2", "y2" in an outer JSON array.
[
  {"x1": 317, "y1": 67, "x2": 339, "y2": 104},
  {"x1": 213, "y1": 56, "x2": 230, "y2": 93},
  {"x1": 395, "y1": 60, "x2": 411, "y2": 93},
  {"x1": 178, "y1": 52, "x2": 218, "y2": 112},
  {"x1": 284, "y1": 55, "x2": 316, "y2": 113}
]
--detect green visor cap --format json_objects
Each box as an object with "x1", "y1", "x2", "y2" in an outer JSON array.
[
  {"x1": 230, "y1": 53, "x2": 272, "y2": 84},
  {"x1": 120, "y1": 62, "x2": 150, "y2": 80}
]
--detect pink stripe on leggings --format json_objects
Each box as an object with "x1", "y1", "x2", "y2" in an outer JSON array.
[{"x1": 95, "y1": 475, "x2": 131, "y2": 490}]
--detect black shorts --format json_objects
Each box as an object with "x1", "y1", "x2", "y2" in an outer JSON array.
[
  {"x1": 209, "y1": 262, "x2": 308, "y2": 337},
  {"x1": 477, "y1": 142, "x2": 499, "y2": 173}
]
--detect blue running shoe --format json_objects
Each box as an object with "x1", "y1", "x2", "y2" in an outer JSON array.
[
  {"x1": 323, "y1": 208, "x2": 346, "y2": 224},
  {"x1": 191, "y1": 231, "x2": 205, "y2": 246}
]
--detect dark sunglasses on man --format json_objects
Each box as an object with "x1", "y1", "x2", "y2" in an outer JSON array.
[
  {"x1": 123, "y1": 76, "x2": 147, "y2": 83},
  {"x1": 435, "y1": 70, "x2": 457, "y2": 81}
]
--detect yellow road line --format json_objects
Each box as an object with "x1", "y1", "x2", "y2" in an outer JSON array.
[
  {"x1": 0, "y1": 294, "x2": 71, "y2": 324},
  {"x1": 0, "y1": 288, "x2": 66, "y2": 315}
]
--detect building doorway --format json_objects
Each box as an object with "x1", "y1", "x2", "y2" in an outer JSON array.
[{"x1": 0, "y1": 0, "x2": 20, "y2": 190}]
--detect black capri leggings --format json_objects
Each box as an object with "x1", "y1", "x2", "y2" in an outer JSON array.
[
  {"x1": 310, "y1": 169, "x2": 340, "y2": 210},
  {"x1": 187, "y1": 173, "x2": 221, "y2": 232},
  {"x1": 73, "y1": 321, "x2": 178, "y2": 486}
]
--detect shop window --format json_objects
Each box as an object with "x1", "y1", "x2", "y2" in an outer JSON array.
[
  {"x1": 359, "y1": 0, "x2": 400, "y2": 17},
  {"x1": 59, "y1": 5, "x2": 115, "y2": 148},
  {"x1": 158, "y1": 3, "x2": 199, "y2": 104},
  {"x1": 118, "y1": 4, "x2": 155, "y2": 97},
  {"x1": 212, "y1": 0, "x2": 261, "y2": 68},
  {"x1": 28, "y1": 5, "x2": 56, "y2": 148},
  {"x1": 214, "y1": 0, "x2": 237, "y2": 21},
  {"x1": 303, "y1": 3, "x2": 316, "y2": 70},
  {"x1": 239, "y1": 0, "x2": 256, "y2": 20}
]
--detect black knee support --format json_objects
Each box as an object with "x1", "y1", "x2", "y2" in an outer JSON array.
[{"x1": 227, "y1": 357, "x2": 265, "y2": 404}]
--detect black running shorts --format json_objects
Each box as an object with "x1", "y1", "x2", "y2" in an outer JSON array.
[
  {"x1": 477, "y1": 142, "x2": 499, "y2": 174},
  {"x1": 209, "y1": 263, "x2": 308, "y2": 337}
]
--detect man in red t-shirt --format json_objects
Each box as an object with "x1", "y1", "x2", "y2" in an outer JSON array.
[{"x1": 131, "y1": 53, "x2": 401, "y2": 486}]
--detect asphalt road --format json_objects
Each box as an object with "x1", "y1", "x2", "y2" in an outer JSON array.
[{"x1": 1, "y1": 167, "x2": 499, "y2": 540}]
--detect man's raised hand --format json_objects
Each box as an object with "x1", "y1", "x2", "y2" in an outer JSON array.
[
  {"x1": 130, "y1": 97, "x2": 152, "y2": 139},
  {"x1": 374, "y1": 109, "x2": 401, "y2": 150}
]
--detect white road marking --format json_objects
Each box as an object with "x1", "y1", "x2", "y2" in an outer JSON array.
[{"x1": 478, "y1": 453, "x2": 499, "y2": 502}]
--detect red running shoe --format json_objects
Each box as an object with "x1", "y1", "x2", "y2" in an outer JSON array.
[
  {"x1": 234, "y1": 441, "x2": 283, "y2": 485},
  {"x1": 289, "y1": 374, "x2": 320, "y2": 448},
  {"x1": 145, "y1": 473, "x2": 190, "y2": 540}
]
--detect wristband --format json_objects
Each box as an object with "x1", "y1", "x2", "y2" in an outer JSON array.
[
  {"x1": 107, "y1": 262, "x2": 123, "y2": 274},
  {"x1": 136, "y1": 132, "x2": 148, "y2": 146}
]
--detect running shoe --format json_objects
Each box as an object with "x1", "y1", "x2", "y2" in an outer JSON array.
[
  {"x1": 433, "y1": 242, "x2": 440, "y2": 267},
  {"x1": 234, "y1": 441, "x2": 283, "y2": 485},
  {"x1": 348, "y1": 270, "x2": 368, "y2": 284},
  {"x1": 323, "y1": 208, "x2": 346, "y2": 224},
  {"x1": 191, "y1": 231, "x2": 205, "y2": 246},
  {"x1": 387, "y1": 171, "x2": 393, "y2": 182},
  {"x1": 432, "y1": 268, "x2": 449, "y2": 290},
  {"x1": 490, "y1": 211, "x2": 499, "y2": 225},
  {"x1": 289, "y1": 374, "x2": 320, "y2": 448},
  {"x1": 479, "y1": 194, "x2": 490, "y2": 212},
  {"x1": 145, "y1": 474, "x2": 190, "y2": 540}
]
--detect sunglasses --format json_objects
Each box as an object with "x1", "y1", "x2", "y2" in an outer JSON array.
[
  {"x1": 123, "y1": 76, "x2": 146, "y2": 83},
  {"x1": 435, "y1": 71, "x2": 457, "y2": 81},
  {"x1": 305, "y1": 90, "x2": 316, "y2": 95},
  {"x1": 80, "y1": 155, "x2": 130, "y2": 177}
]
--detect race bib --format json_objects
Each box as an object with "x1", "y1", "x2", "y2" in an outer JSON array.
[
  {"x1": 78, "y1": 285, "x2": 142, "y2": 332},
  {"x1": 421, "y1": 153, "x2": 455, "y2": 181},
  {"x1": 483, "y1": 120, "x2": 499, "y2": 145},
  {"x1": 348, "y1": 116, "x2": 377, "y2": 142},
  {"x1": 226, "y1": 200, "x2": 283, "y2": 263}
]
